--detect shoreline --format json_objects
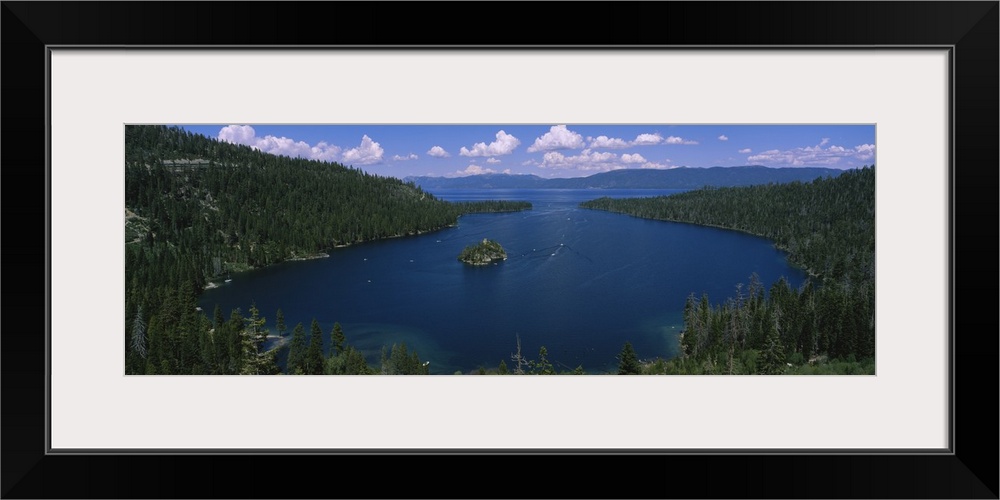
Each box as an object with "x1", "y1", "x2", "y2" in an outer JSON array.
[
  {"x1": 199, "y1": 220, "x2": 464, "y2": 290},
  {"x1": 198, "y1": 204, "x2": 530, "y2": 284},
  {"x1": 287, "y1": 252, "x2": 330, "y2": 261},
  {"x1": 580, "y1": 207, "x2": 822, "y2": 279}
]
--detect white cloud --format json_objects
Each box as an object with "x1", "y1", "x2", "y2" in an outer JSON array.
[
  {"x1": 621, "y1": 153, "x2": 647, "y2": 164},
  {"x1": 218, "y1": 125, "x2": 258, "y2": 146},
  {"x1": 454, "y1": 164, "x2": 511, "y2": 176},
  {"x1": 527, "y1": 125, "x2": 585, "y2": 152},
  {"x1": 738, "y1": 148, "x2": 752, "y2": 154},
  {"x1": 632, "y1": 133, "x2": 664, "y2": 146},
  {"x1": 747, "y1": 140, "x2": 876, "y2": 166},
  {"x1": 718, "y1": 135, "x2": 728, "y2": 141},
  {"x1": 748, "y1": 149, "x2": 787, "y2": 163},
  {"x1": 854, "y1": 144, "x2": 875, "y2": 160},
  {"x1": 427, "y1": 146, "x2": 451, "y2": 158},
  {"x1": 392, "y1": 153, "x2": 418, "y2": 161},
  {"x1": 486, "y1": 157, "x2": 501, "y2": 164},
  {"x1": 638, "y1": 161, "x2": 671, "y2": 169},
  {"x1": 587, "y1": 135, "x2": 631, "y2": 149},
  {"x1": 584, "y1": 132, "x2": 697, "y2": 148},
  {"x1": 253, "y1": 135, "x2": 319, "y2": 159},
  {"x1": 308, "y1": 142, "x2": 342, "y2": 162},
  {"x1": 537, "y1": 150, "x2": 673, "y2": 172},
  {"x1": 340, "y1": 135, "x2": 384, "y2": 165},
  {"x1": 540, "y1": 150, "x2": 619, "y2": 170},
  {"x1": 665, "y1": 135, "x2": 699, "y2": 145},
  {"x1": 218, "y1": 125, "x2": 341, "y2": 162},
  {"x1": 460, "y1": 130, "x2": 521, "y2": 157}
]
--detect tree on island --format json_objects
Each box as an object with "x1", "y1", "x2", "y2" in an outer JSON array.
[{"x1": 458, "y1": 238, "x2": 507, "y2": 265}]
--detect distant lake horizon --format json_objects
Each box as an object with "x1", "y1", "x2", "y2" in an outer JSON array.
[{"x1": 198, "y1": 189, "x2": 808, "y2": 374}]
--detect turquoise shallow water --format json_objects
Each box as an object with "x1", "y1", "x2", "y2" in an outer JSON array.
[{"x1": 198, "y1": 189, "x2": 806, "y2": 374}]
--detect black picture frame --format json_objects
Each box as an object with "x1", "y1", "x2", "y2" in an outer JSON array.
[{"x1": 3, "y1": 2, "x2": 996, "y2": 498}]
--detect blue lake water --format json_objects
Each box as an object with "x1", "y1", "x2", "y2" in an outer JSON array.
[{"x1": 198, "y1": 189, "x2": 807, "y2": 374}]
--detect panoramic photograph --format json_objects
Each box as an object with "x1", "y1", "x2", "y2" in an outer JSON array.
[{"x1": 124, "y1": 124, "x2": 875, "y2": 375}]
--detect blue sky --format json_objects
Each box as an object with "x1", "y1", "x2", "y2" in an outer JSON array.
[{"x1": 178, "y1": 124, "x2": 875, "y2": 179}]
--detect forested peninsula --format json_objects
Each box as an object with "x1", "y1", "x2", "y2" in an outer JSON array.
[
  {"x1": 124, "y1": 125, "x2": 529, "y2": 375},
  {"x1": 581, "y1": 166, "x2": 876, "y2": 374}
]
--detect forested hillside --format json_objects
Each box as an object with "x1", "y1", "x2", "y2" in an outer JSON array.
[
  {"x1": 124, "y1": 125, "x2": 528, "y2": 375},
  {"x1": 582, "y1": 166, "x2": 876, "y2": 374}
]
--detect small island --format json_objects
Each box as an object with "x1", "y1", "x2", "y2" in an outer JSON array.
[{"x1": 458, "y1": 238, "x2": 507, "y2": 266}]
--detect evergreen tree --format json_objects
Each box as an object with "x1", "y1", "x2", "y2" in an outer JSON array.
[
  {"x1": 697, "y1": 294, "x2": 712, "y2": 356},
  {"x1": 331, "y1": 322, "x2": 345, "y2": 356},
  {"x1": 225, "y1": 309, "x2": 245, "y2": 374},
  {"x1": 176, "y1": 293, "x2": 202, "y2": 374},
  {"x1": 130, "y1": 304, "x2": 147, "y2": 359},
  {"x1": 617, "y1": 341, "x2": 641, "y2": 375},
  {"x1": 680, "y1": 294, "x2": 697, "y2": 355},
  {"x1": 210, "y1": 305, "x2": 228, "y2": 373},
  {"x1": 127, "y1": 305, "x2": 147, "y2": 374},
  {"x1": 759, "y1": 315, "x2": 786, "y2": 375},
  {"x1": 497, "y1": 359, "x2": 508, "y2": 375},
  {"x1": 388, "y1": 343, "x2": 408, "y2": 375},
  {"x1": 213, "y1": 304, "x2": 225, "y2": 331},
  {"x1": 533, "y1": 346, "x2": 555, "y2": 375},
  {"x1": 197, "y1": 319, "x2": 215, "y2": 375},
  {"x1": 275, "y1": 308, "x2": 286, "y2": 337},
  {"x1": 373, "y1": 342, "x2": 429, "y2": 375},
  {"x1": 239, "y1": 304, "x2": 268, "y2": 375},
  {"x1": 287, "y1": 323, "x2": 307, "y2": 375},
  {"x1": 342, "y1": 346, "x2": 371, "y2": 375},
  {"x1": 306, "y1": 319, "x2": 325, "y2": 375},
  {"x1": 410, "y1": 350, "x2": 428, "y2": 375}
]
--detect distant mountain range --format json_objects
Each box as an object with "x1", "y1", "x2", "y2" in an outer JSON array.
[{"x1": 405, "y1": 166, "x2": 848, "y2": 190}]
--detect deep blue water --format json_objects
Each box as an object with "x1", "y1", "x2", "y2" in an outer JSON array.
[{"x1": 198, "y1": 189, "x2": 807, "y2": 374}]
